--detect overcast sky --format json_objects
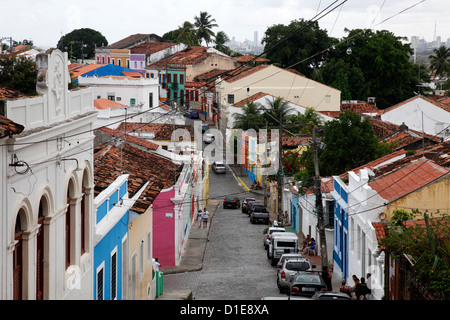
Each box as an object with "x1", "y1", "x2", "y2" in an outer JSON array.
[{"x1": 1, "y1": 0, "x2": 447, "y2": 48}]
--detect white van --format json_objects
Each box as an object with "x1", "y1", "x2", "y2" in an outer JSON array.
[{"x1": 267, "y1": 232, "x2": 299, "y2": 266}]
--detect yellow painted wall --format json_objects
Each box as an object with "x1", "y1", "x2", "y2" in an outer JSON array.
[
  {"x1": 128, "y1": 206, "x2": 154, "y2": 300},
  {"x1": 384, "y1": 175, "x2": 450, "y2": 220}
]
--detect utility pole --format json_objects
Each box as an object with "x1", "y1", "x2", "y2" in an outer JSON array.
[
  {"x1": 277, "y1": 109, "x2": 284, "y2": 225},
  {"x1": 312, "y1": 125, "x2": 328, "y2": 268}
]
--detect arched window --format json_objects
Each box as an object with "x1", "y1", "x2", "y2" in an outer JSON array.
[
  {"x1": 66, "y1": 180, "x2": 75, "y2": 270},
  {"x1": 36, "y1": 200, "x2": 45, "y2": 300},
  {"x1": 13, "y1": 212, "x2": 25, "y2": 300}
]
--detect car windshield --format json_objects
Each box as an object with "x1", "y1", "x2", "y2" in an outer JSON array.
[
  {"x1": 215, "y1": 163, "x2": 225, "y2": 167},
  {"x1": 269, "y1": 229, "x2": 285, "y2": 235},
  {"x1": 285, "y1": 261, "x2": 310, "y2": 271},
  {"x1": 294, "y1": 274, "x2": 322, "y2": 284},
  {"x1": 252, "y1": 205, "x2": 266, "y2": 211}
]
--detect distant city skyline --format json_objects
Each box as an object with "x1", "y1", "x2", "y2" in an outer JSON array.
[{"x1": 1, "y1": 1, "x2": 449, "y2": 50}]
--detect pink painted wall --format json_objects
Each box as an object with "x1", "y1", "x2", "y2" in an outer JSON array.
[{"x1": 152, "y1": 187, "x2": 175, "y2": 268}]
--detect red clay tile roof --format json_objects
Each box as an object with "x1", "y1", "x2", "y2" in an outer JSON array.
[
  {"x1": 116, "y1": 122, "x2": 194, "y2": 141},
  {"x1": 0, "y1": 115, "x2": 25, "y2": 138},
  {"x1": 233, "y1": 55, "x2": 270, "y2": 63},
  {"x1": 341, "y1": 102, "x2": 379, "y2": 114},
  {"x1": 369, "y1": 158, "x2": 449, "y2": 201},
  {"x1": 232, "y1": 92, "x2": 269, "y2": 107},
  {"x1": 148, "y1": 46, "x2": 215, "y2": 68},
  {"x1": 130, "y1": 42, "x2": 177, "y2": 55},
  {"x1": 97, "y1": 127, "x2": 159, "y2": 151},
  {"x1": 0, "y1": 85, "x2": 27, "y2": 100},
  {"x1": 108, "y1": 33, "x2": 164, "y2": 49},
  {"x1": 225, "y1": 64, "x2": 270, "y2": 83},
  {"x1": 372, "y1": 222, "x2": 386, "y2": 249},
  {"x1": 94, "y1": 143, "x2": 179, "y2": 213},
  {"x1": 94, "y1": 99, "x2": 127, "y2": 110}
]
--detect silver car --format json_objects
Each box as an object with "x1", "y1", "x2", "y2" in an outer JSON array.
[
  {"x1": 276, "y1": 253, "x2": 304, "y2": 269},
  {"x1": 211, "y1": 161, "x2": 226, "y2": 173},
  {"x1": 264, "y1": 227, "x2": 285, "y2": 250},
  {"x1": 276, "y1": 258, "x2": 315, "y2": 293}
]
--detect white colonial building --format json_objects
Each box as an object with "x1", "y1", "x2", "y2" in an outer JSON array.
[{"x1": 0, "y1": 49, "x2": 97, "y2": 300}]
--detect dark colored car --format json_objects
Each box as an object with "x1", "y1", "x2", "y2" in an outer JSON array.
[
  {"x1": 249, "y1": 203, "x2": 269, "y2": 224},
  {"x1": 241, "y1": 197, "x2": 256, "y2": 213},
  {"x1": 223, "y1": 196, "x2": 240, "y2": 209},
  {"x1": 184, "y1": 110, "x2": 199, "y2": 119},
  {"x1": 289, "y1": 271, "x2": 327, "y2": 297},
  {"x1": 310, "y1": 291, "x2": 352, "y2": 300}
]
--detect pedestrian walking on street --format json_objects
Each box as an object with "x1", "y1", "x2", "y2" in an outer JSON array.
[
  {"x1": 202, "y1": 207, "x2": 209, "y2": 228},
  {"x1": 197, "y1": 209, "x2": 203, "y2": 228},
  {"x1": 358, "y1": 277, "x2": 369, "y2": 300},
  {"x1": 366, "y1": 273, "x2": 373, "y2": 300},
  {"x1": 322, "y1": 266, "x2": 333, "y2": 291},
  {"x1": 351, "y1": 275, "x2": 361, "y2": 300}
]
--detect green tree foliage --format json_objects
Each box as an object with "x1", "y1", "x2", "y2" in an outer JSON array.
[
  {"x1": 318, "y1": 110, "x2": 391, "y2": 175},
  {"x1": 429, "y1": 45, "x2": 450, "y2": 78},
  {"x1": 163, "y1": 21, "x2": 199, "y2": 46},
  {"x1": 194, "y1": 11, "x2": 218, "y2": 46},
  {"x1": 0, "y1": 56, "x2": 36, "y2": 95},
  {"x1": 315, "y1": 29, "x2": 418, "y2": 109},
  {"x1": 294, "y1": 110, "x2": 394, "y2": 188},
  {"x1": 232, "y1": 101, "x2": 264, "y2": 130},
  {"x1": 263, "y1": 97, "x2": 293, "y2": 127},
  {"x1": 56, "y1": 28, "x2": 108, "y2": 60},
  {"x1": 380, "y1": 212, "x2": 450, "y2": 299},
  {"x1": 214, "y1": 31, "x2": 231, "y2": 55},
  {"x1": 261, "y1": 19, "x2": 334, "y2": 78}
]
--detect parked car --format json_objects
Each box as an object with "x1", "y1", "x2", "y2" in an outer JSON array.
[
  {"x1": 223, "y1": 196, "x2": 240, "y2": 209},
  {"x1": 277, "y1": 258, "x2": 315, "y2": 293},
  {"x1": 211, "y1": 161, "x2": 226, "y2": 173},
  {"x1": 203, "y1": 133, "x2": 215, "y2": 144},
  {"x1": 310, "y1": 291, "x2": 352, "y2": 300},
  {"x1": 249, "y1": 203, "x2": 269, "y2": 224},
  {"x1": 241, "y1": 198, "x2": 257, "y2": 213},
  {"x1": 276, "y1": 253, "x2": 304, "y2": 269},
  {"x1": 184, "y1": 110, "x2": 199, "y2": 119},
  {"x1": 264, "y1": 227, "x2": 285, "y2": 250},
  {"x1": 289, "y1": 271, "x2": 327, "y2": 297}
]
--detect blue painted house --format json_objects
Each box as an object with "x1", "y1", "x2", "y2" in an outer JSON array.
[
  {"x1": 93, "y1": 174, "x2": 130, "y2": 300},
  {"x1": 330, "y1": 178, "x2": 349, "y2": 280}
]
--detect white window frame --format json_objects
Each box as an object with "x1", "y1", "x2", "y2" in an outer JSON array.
[
  {"x1": 110, "y1": 247, "x2": 118, "y2": 300},
  {"x1": 96, "y1": 262, "x2": 105, "y2": 300}
]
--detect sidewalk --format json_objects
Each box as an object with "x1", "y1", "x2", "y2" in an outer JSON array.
[{"x1": 160, "y1": 199, "x2": 220, "y2": 275}]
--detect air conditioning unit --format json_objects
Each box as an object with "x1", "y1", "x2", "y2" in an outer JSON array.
[{"x1": 367, "y1": 97, "x2": 376, "y2": 104}]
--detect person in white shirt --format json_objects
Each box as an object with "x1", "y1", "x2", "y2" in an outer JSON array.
[
  {"x1": 197, "y1": 209, "x2": 203, "y2": 228},
  {"x1": 202, "y1": 208, "x2": 209, "y2": 228}
]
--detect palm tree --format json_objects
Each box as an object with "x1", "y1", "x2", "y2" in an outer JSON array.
[
  {"x1": 233, "y1": 101, "x2": 264, "y2": 130},
  {"x1": 263, "y1": 97, "x2": 293, "y2": 127},
  {"x1": 214, "y1": 31, "x2": 230, "y2": 54},
  {"x1": 194, "y1": 11, "x2": 218, "y2": 46},
  {"x1": 429, "y1": 46, "x2": 450, "y2": 78},
  {"x1": 285, "y1": 107, "x2": 322, "y2": 134},
  {"x1": 177, "y1": 21, "x2": 199, "y2": 46}
]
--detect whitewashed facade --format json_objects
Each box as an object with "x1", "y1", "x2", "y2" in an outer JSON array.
[
  {"x1": 0, "y1": 49, "x2": 97, "y2": 299},
  {"x1": 380, "y1": 96, "x2": 450, "y2": 139}
]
